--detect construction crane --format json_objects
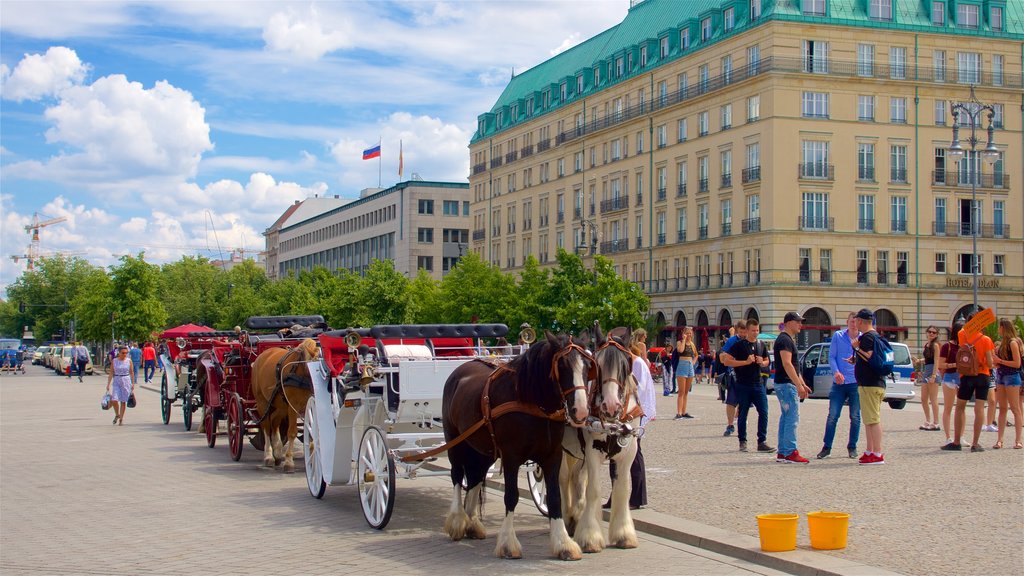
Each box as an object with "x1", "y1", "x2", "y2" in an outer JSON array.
[{"x1": 9, "y1": 213, "x2": 68, "y2": 271}]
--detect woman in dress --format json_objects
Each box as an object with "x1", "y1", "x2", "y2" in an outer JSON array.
[
  {"x1": 992, "y1": 319, "x2": 1023, "y2": 449},
  {"x1": 674, "y1": 327, "x2": 697, "y2": 419},
  {"x1": 106, "y1": 345, "x2": 136, "y2": 426},
  {"x1": 918, "y1": 326, "x2": 942, "y2": 431}
]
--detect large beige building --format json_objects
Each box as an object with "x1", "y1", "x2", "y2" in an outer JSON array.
[
  {"x1": 269, "y1": 181, "x2": 471, "y2": 281},
  {"x1": 470, "y1": 0, "x2": 1022, "y2": 347}
]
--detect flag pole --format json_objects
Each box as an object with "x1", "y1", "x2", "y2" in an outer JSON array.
[{"x1": 377, "y1": 136, "x2": 382, "y2": 188}]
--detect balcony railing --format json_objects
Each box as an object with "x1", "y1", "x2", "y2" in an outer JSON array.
[
  {"x1": 698, "y1": 225, "x2": 708, "y2": 240},
  {"x1": 721, "y1": 174, "x2": 732, "y2": 188},
  {"x1": 741, "y1": 217, "x2": 761, "y2": 233},
  {"x1": 600, "y1": 196, "x2": 629, "y2": 214},
  {"x1": 820, "y1": 269, "x2": 832, "y2": 284},
  {"x1": 677, "y1": 183, "x2": 687, "y2": 198},
  {"x1": 537, "y1": 139, "x2": 551, "y2": 153},
  {"x1": 742, "y1": 166, "x2": 761, "y2": 183},
  {"x1": 657, "y1": 233, "x2": 666, "y2": 245},
  {"x1": 599, "y1": 239, "x2": 629, "y2": 254},
  {"x1": 472, "y1": 229, "x2": 486, "y2": 241},
  {"x1": 798, "y1": 163, "x2": 834, "y2": 180},
  {"x1": 657, "y1": 187, "x2": 667, "y2": 202},
  {"x1": 799, "y1": 216, "x2": 834, "y2": 231},
  {"x1": 891, "y1": 219, "x2": 907, "y2": 234},
  {"x1": 698, "y1": 178, "x2": 709, "y2": 193},
  {"x1": 858, "y1": 218, "x2": 875, "y2": 232},
  {"x1": 677, "y1": 230, "x2": 687, "y2": 243},
  {"x1": 799, "y1": 268, "x2": 810, "y2": 282},
  {"x1": 931, "y1": 170, "x2": 1009, "y2": 190},
  {"x1": 877, "y1": 271, "x2": 889, "y2": 285},
  {"x1": 721, "y1": 222, "x2": 731, "y2": 237},
  {"x1": 539, "y1": 215, "x2": 549, "y2": 228},
  {"x1": 897, "y1": 272, "x2": 908, "y2": 286},
  {"x1": 635, "y1": 192, "x2": 643, "y2": 207},
  {"x1": 635, "y1": 236, "x2": 642, "y2": 248},
  {"x1": 520, "y1": 144, "x2": 534, "y2": 158},
  {"x1": 489, "y1": 157, "x2": 503, "y2": 169},
  {"x1": 472, "y1": 162, "x2": 487, "y2": 175},
  {"x1": 857, "y1": 269, "x2": 868, "y2": 284},
  {"x1": 556, "y1": 211, "x2": 564, "y2": 224},
  {"x1": 890, "y1": 168, "x2": 907, "y2": 183},
  {"x1": 573, "y1": 207, "x2": 583, "y2": 220},
  {"x1": 857, "y1": 166, "x2": 875, "y2": 181}
]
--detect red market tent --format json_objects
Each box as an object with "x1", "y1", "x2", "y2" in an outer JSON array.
[{"x1": 158, "y1": 323, "x2": 215, "y2": 339}]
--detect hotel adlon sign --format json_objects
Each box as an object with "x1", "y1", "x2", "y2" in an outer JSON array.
[{"x1": 945, "y1": 277, "x2": 1000, "y2": 289}]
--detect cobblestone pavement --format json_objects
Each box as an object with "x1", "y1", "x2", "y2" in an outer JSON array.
[
  {"x1": 1, "y1": 368, "x2": 789, "y2": 576},
  {"x1": 638, "y1": 379, "x2": 1024, "y2": 576}
]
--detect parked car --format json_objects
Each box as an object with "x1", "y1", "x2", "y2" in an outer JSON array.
[
  {"x1": 32, "y1": 345, "x2": 50, "y2": 365},
  {"x1": 798, "y1": 340, "x2": 915, "y2": 409},
  {"x1": 54, "y1": 345, "x2": 94, "y2": 376},
  {"x1": 45, "y1": 345, "x2": 64, "y2": 370}
]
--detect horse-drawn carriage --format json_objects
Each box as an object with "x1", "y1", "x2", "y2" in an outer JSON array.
[{"x1": 160, "y1": 325, "x2": 229, "y2": 430}]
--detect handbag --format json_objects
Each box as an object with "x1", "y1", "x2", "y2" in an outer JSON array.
[
  {"x1": 101, "y1": 393, "x2": 112, "y2": 410},
  {"x1": 127, "y1": 392, "x2": 137, "y2": 409}
]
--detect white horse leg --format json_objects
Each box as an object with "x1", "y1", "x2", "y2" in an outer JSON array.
[
  {"x1": 560, "y1": 455, "x2": 585, "y2": 536},
  {"x1": 608, "y1": 443, "x2": 639, "y2": 549},
  {"x1": 262, "y1": 428, "x2": 275, "y2": 467},
  {"x1": 444, "y1": 484, "x2": 470, "y2": 541},
  {"x1": 282, "y1": 429, "x2": 297, "y2": 473},
  {"x1": 549, "y1": 517, "x2": 583, "y2": 561},
  {"x1": 573, "y1": 449, "x2": 606, "y2": 553},
  {"x1": 494, "y1": 511, "x2": 522, "y2": 559},
  {"x1": 463, "y1": 483, "x2": 487, "y2": 539},
  {"x1": 271, "y1": 426, "x2": 284, "y2": 466}
]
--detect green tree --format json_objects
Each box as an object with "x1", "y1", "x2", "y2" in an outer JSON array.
[
  {"x1": 407, "y1": 269, "x2": 442, "y2": 324},
  {"x1": 3, "y1": 255, "x2": 98, "y2": 342},
  {"x1": 547, "y1": 250, "x2": 648, "y2": 335},
  {"x1": 71, "y1": 269, "x2": 114, "y2": 343},
  {"x1": 159, "y1": 256, "x2": 223, "y2": 328},
  {"x1": 504, "y1": 255, "x2": 554, "y2": 340},
  {"x1": 109, "y1": 254, "x2": 167, "y2": 342},
  {"x1": 358, "y1": 259, "x2": 412, "y2": 325},
  {"x1": 436, "y1": 251, "x2": 513, "y2": 324}
]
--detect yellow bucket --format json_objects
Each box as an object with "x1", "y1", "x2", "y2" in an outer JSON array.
[
  {"x1": 807, "y1": 511, "x2": 850, "y2": 550},
  {"x1": 756, "y1": 514, "x2": 798, "y2": 552}
]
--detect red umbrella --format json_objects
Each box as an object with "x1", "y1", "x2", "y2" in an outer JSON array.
[{"x1": 158, "y1": 323, "x2": 215, "y2": 339}]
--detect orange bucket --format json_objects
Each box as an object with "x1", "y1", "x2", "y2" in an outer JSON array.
[
  {"x1": 807, "y1": 511, "x2": 850, "y2": 550},
  {"x1": 756, "y1": 514, "x2": 798, "y2": 552}
]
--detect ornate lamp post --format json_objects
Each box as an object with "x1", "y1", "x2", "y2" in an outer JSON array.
[{"x1": 947, "y1": 86, "x2": 1000, "y2": 313}]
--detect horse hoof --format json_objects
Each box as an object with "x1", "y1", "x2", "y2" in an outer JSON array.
[
  {"x1": 466, "y1": 520, "x2": 486, "y2": 540},
  {"x1": 263, "y1": 457, "x2": 275, "y2": 468},
  {"x1": 611, "y1": 536, "x2": 639, "y2": 549},
  {"x1": 283, "y1": 462, "x2": 295, "y2": 473},
  {"x1": 557, "y1": 548, "x2": 583, "y2": 561},
  {"x1": 444, "y1": 512, "x2": 469, "y2": 541},
  {"x1": 495, "y1": 548, "x2": 522, "y2": 560},
  {"x1": 582, "y1": 542, "x2": 604, "y2": 554},
  {"x1": 274, "y1": 458, "x2": 283, "y2": 467}
]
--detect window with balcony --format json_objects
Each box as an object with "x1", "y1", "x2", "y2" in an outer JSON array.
[
  {"x1": 744, "y1": 143, "x2": 760, "y2": 183},
  {"x1": 800, "y1": 140, "x2": 831, "y2": 179},
  {"x1": 801, "y1": 192, "x2": 830, "y2": 230},
  {"x1": 858, "y1": 194, "x2": 875, "y2": 231},
  {"x1": 657, "y1": 124, "x2": 667, "y2": 147},
  {"x1": 698, "y1": 111, "x2": 709, "y2": 136},
  {"x1": 896, "y1": 251, "x2": 908, "y2": 285},
  {"x1": 857, "y1": 249, "x2": 869, "y2": 283},
  {"x1": 857, "y1": 43, "x2": 874, "y2": 77},
  {"x1": 699, "y1": 64, "x2": 709, "y2": 93},
  {"x1": 677, "y1": 161, "x2": 688, "y2": 196},
  {"x1": 890, "y1": 46, "x2": 906, "y2": 79},
  {"x1": 934, "y1": 50, "x2": 946, "y2": 82},
  {"x1": 677, "y1": 208, "x2": 687, "y2": 242},
  {"x1": 993, "y1": 54, "x2": 1004, "y2": 87},
  {"x1": 876, "y1": 250, "x2": 889, "y2": 284},
  {"x1": 698, "y1": 156, "x2": 709, "y2": 191},
  {"x1": 891, "y1": 196, "x2": 907, "y2": 233},
  {"x1": 934, "y1": 197, "x2": 947, "y2": 234},
  {"x1": 858, "y1": 143, "x2": 875, "y2": 181},
  {"x1": 720, "y1": 150, "x2": 732, "y2": 188},
  {"x1": 957, "y1": 52, "x2": 980, "y2": 84},
  {"x1": 802, "y1": 40, "x2": 829, "y2": 73},
  {"x1": 858, "y1": 95, "x2": 875, "y2": 121},
  {"x1": 993, "y1": 200, "x2": 1005, "y2": 237},
  {"x1": 677, "y1": 118, "x2": 687, "y2": 142},
  {"x1": 721, "y1": 199, "x2": 732, "y2": 236},
  {"x1": 890, "y1": 145, "x2": 907, "y2": 183},
  {"x1": 802, "y1": 91, "x2": 829, "y2": 118},
  {"x1": 721, "y1": 104, "x2": 732, "y2": 129},
  {"x1": 820, "y1": 249, "x2": 832, "y2": 283},
  {"x1": 698, "y1": 204, "x2": 709, "y2": 239}
]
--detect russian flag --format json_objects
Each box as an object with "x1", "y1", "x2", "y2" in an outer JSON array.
[{"x1": 362, "y1": 144, "x2": 381, "y2": 160}]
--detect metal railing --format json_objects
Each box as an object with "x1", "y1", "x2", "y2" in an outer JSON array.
[
  {"x1": 721, "y1": 222, "x2": 731, "y2": 237},
  {"x1": 799, "y1": 216, "x2": 834, "y2": 231},
  {"x1": 721, "y1": 174, "x2": 732, "y2": 188},
  {"x1": 741, "y1": 217, "x2": 761, "y2": 233},
  {"x1": 742, "y1": 166, "x2": 761, "y2": 183},
  {"x1": 890, "y1": 168, "x2": 907, "y2": 183},
  {"x1": 677, "y1": 230, "x2": 687, "y2": 243},
  {"x1": 599, "y1": 239, "x2": 629, "y2": 254},
  {"x1": 677, "y1": 183, "x2": 687, "y2": 198},
  {"x1": 698, "y1": 225, "x2": 708, "y2": 240},
  {"x1": 798, "y1": 163, "x2": 834, "y2": 180},
  {"x1": 657, "y1": 187, "x2": 667, "y2": 202},
  {"x1": 600, "y1": 196, "x2": 629, "y2": 214},
  {"x1": 858, "y1": 218, "x2": 875, "y2": 232},
  {"x1": 891, "y1": 219, "x2": 907, "y2": 234},
  {"x1": 857, "y1": 166, "x2": 875, "y2": 181},
  {"x1": 931, "y1": 170, "x2": 1009, "y2": 189},
  {"x1": 699, "y1": 178, "x2": 709, "y2": 192}
]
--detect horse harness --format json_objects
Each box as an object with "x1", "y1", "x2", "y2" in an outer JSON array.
[
  {"x1": 252, "y1": 345, "x2": 310, "y2": 427},
  {"x1": 400, "y1": 343, "x2": 591, "y2": 464}
]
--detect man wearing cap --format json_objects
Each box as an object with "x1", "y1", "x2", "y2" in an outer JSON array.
[
  {"x1": 853, "y1": 308, "x2": 887, "y2": 464},
  {"x1": 773, "y1": 312, "x2": 812, "y2": 463},
  {"x1": 817, "y1": 312, "x2": 861, "y2": 459}
]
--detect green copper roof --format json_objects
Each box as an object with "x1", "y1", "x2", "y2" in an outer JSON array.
[{"x1": 473, "y1": 0, "x2": 1023, "y2": 144}]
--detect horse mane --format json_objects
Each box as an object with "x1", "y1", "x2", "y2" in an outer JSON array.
[
  {"x1": 506, "y1": 333, "x2": 568, "y2": 411},
  {"x1": 594, "y1": 332, "x2": 637, "y2": 403}
]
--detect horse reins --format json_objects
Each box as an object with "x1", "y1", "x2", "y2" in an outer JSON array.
[{"x1": 591, "y1": 339, "x2": 645, "y2": 425}]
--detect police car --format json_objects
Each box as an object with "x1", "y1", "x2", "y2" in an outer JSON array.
[{"x1": 799, "y1": 340, "x2": 916, "y2": 409}]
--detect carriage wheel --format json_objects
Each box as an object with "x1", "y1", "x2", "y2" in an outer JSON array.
[
  {"x1": 183, "y1": 390, "x2": 194, "y2": 431},
  {"x1": 303, "y1": 398, "x2": 326, "y2": 499},
  {"x1": 204, "y1": 407, "x2": 217, "y2": 448},
  {"x1": 160, "y1": 373, "x2": 172, "y2": 425},
  {"x1": 227, "y1": 393, "x2": 244, "y2": 462},
  {"x1": 526, "y1": 461, "x2": 549, "y2": 517},
  {"x1": 357, "y1": 426, "x2": 395, "y2": 529}
]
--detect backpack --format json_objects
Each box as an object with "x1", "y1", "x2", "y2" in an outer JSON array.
[
  {"x1": 956, "y1": 334, "x2": 980, "y2": 377},
  {"x1": 862, "y1": 332, "x2": 895, "y2": 376}
]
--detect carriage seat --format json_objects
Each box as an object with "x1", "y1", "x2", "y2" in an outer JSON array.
[
  {"x1": 245, "y1": 315, "x2": 325, "y2": 331},
  {"x1": 380, "y1": 344, "x2": 432, "y2": 363}
]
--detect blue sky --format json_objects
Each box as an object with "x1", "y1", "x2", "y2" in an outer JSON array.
[{"x1": 0, "y1": 1, "x2": 626, "y2": 295}]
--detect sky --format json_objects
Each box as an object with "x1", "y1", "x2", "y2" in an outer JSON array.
[{"x1": 0, "y1": 0, "x2": 627, "y2": 296}]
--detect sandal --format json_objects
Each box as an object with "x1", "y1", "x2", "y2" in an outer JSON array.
[
  {"x1": 1014, "y1": 443, "x2": 1023, "y2": 449},
  {"x1": 993, "y1": 441, "x2": 1003, "y2": 449}
]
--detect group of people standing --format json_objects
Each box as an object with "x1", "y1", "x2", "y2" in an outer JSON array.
[{"x1": 108, "y1": 342, "x2": 159, "y2": 384}]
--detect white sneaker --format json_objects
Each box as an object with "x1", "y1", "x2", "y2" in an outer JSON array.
[{"x1": 982, "y1": 424, "x2": 997, "y2": 432}]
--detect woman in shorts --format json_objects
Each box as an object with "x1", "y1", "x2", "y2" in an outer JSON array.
[
  {"x1": 938, "y1": 320, "x2": 963, "y2": 446},
  {"x1": 992, "y1": 319, "x2": 1022, "y2": 449},
  {"x1": 918, "y1": 326, "x2": 942, "y2": 431},
  {"x1": 674, "y1": 327, "x2": 697, "y2": 419}
]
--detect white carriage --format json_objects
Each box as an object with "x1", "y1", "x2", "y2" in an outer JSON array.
[{"x1": 302, "y1": 323, "x2": 530, "y2": 529}]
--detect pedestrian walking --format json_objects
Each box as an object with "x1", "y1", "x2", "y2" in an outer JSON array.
[
  {"x1": 773, "y1": 312, "x2": 811, "y2": 463},
  {"x1": 992, "y1": 318, "x2": 1022, "y2": 450},
  {"x1": 817, "y1": 312, "x2": 861, "y2": 459},
  {"x1": 105, "y1": 345, "x2": 136, "y2": 426},
  {"x1": 916, "y1": 326, "x2": 942, "y2": 431},
  {"x1": 142, "y1": 342, "x2": 157, "y2": 383},
  {"x1": 674, "y1": 327, "x2": 697, "y2": 419},
  {"x1": 944, "y1": 310, "x2": 997, "y2": 453},
  {"x1": 852, "y1": 309, "x2": 888, "y2": 465},
  {"x1": 720, "y1": 319, "x2": 774, "y2": 453},
  {"x1": 661, "y1": 343, "x2": 675, "y2": 396},
  {"x1": 128, "y1": 342, "x2": 143, "y2": 383},
  {"x1": 719, "y1": 323, "x2": 744, "y2": 437},
  {"x1": 73, "y1": 341, "x2": 89, "y2": 382}
]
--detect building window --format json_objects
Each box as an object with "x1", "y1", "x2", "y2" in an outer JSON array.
[
  {"x1": 891, "y1": 196, "x2": 907, "y2": 232},
  {"x1": 799, "y1": 248, "x2": 811, "y2": 282},
  {"x1": 698, "y1": 204, "x2": 709, "y2": 238},
  {"x1": 657, "y1": 125, "x2": 667, "y2": 147},
  {"x1": 858, "y1": 194, "x2": 875, "y2": 231},
  {"x1": 801, "y1": 192, "x2": 829, "y2": 230},
  {"x1": 802, "y1": 0, "x2": 825, "y2": 16},
  {"x1": 698, "y1": 156, "x2": 709, "y2": 191},
  {"x1": 935, "y1": 252, "x2": 946, "y2": 273},
  {"x1": 746, "y1": 143, "x2": 759, "y2": 171},
  {"x1": 935, "y1": 198, "x2": 947, "y2": 232},
  {"x1": 991, "y1": 6, "x2": 1003, "y2": 31},
  {"x1": 722, "y1": 55, "x2": 732, "y2": 84},
  {"x1": 443, "y1": 200, "x2": 459, "y2": 215},
  {"x1": 890, "y1": 145, "x2": 907, "y2": 182},
  {"x1": 994, "y1": 200, "x2": 1005, "y2": 236},
  {"x1": 802, "y1": 92, "x2": 829, "y2": 118},
  {"x1": 677, "y1": 118, "x2": 687, "y2": 142},
  {"x1": 678, "y1": 72, "x2": 688, "y2": 95},
  {"x1": 699, "y1": 64, "x2": 709, "y2": 92},
  {"x1": 934, "y1": 50, "x2": 946, "y2": 82},
  {"x1": 417, "y1": 256, "x2": 433, "y2": 271},
  {"x1": 934, "y1": 100, "x2": 946, "y2": 125},
  {"x1": 857, "y1": 43, "x2": 875, "y2": 76},
  {"x1": 677, "y1": 208, "x2": 687, "y2": 241},
  {"x1": 857, "y1": 143, "x2": 875, "y2": 181},
  {"x1": 680, "y1": 28, "x2": 690, "y2": 50},
  {"x1": 701, "y1": 17, "x2": 712, "y2": 41},
  {"x1": 660, "y1": 36, "x2": 669, "y2": 58},
  {"x1": 640, "y1": 45, "x2": 648, "y2": 67},
  {"x1": 721, "y1": 150, "x2": 732, "y2": 187},
  {"x1": 877, "y1": 250, "x2": 889, "y2": 284},
  {"x1": 801, "y1": 140, "x2": 830, "y2": 178},
  {"x1": 858, "y1": 95, "x2": 875, "y2": 121},
  {"x1": 890, "y1": 97, "x2": 906, "y2": 123},
  {"x1": 559, "y1": 81, "x2": 567, "y2": 101},
  {"x1": 857, "y1": 249, "x2": 869, "y2": 283},
  {"x1": 896, "y1": 251, "x2": 908, "y2": 285},
  {"x1": 721, "y1": 199, "x2": 732, "y2": 234},
  {"x1": 958, "y1": 253, "x2": 981, "y2": 275},
  {"x1": 890, "y1": 46, "x2": 906, "y2": 79},
  {"x1": 957, "y1": 3, "x2": 979, "y2": 28},
  {"x1": 720, "y1": 104, "x2": 732, "y2": 129},
  {"x1": 615, "y1": 56, "x2": 624, "y2": 77},
  {"x1": 994, "y1": 254, "x2": 1004, "y2": 276},
  {"x1": 932, "y1": 1, "x2": 945, "y2": 25},
  {"x1": 418, "y1": 199, "x2": 434, "y2": 214},
  {"x1": 869, "y1": 0, "x2": 892, "y2": 21},
  {"x1": 820, "y1": 249, "x2": 832, "y2": 283},
  {"x1": 747, "y1": 94, "x2": 760, "y2": 122},
  {"x1": 751, "y1": 0, "x2": 762, "y2": 20},
  {"x1": 724, "y1": 8, "x2": 735, "y2": 31},
  {"x1": 993, "y1": 54, "x2": 1004, "y2": 87},
  {"x1": 993, "y1": 104, "x2": 1004, "y2": 129},
  {"x1": 802, "y1": 40, "x2": 829, "y2": 73},
  {"x1": 698, "y1": 111, "x2": 709, "y2": 136},
  {"x1": 957, "y1": 52, "x2": 981, "y2": 84}
]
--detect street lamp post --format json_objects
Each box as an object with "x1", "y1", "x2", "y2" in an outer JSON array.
[{"x1": 947, "y1": 86, "x2": 1000, "y2": 314}]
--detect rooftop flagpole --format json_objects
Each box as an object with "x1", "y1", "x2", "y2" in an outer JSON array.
[{"x1": 378, "y1": 136, "x2": 382, "y2": 188}]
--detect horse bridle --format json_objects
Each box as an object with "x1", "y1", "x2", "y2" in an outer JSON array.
[
  {"x1": 590, "y1": 338, "x2": 643, "y2": 424},
  {"x1": 548, "y1": 341, "x2": 593, "y2": 425}
]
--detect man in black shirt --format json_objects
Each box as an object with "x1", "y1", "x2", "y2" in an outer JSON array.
[
  {"x1": 853, "y1": 308, "x2": 887, "y2": 465},
  {"x1": 721, "y1": 319, "x2": 774, "y2": 453},
  {"x1": 773, "y1": 312, "x2": 812, "y2": 463}
]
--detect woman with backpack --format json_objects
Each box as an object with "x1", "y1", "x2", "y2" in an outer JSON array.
[
  {"x1": 992, "y1": 319, "x2": 1022, "y2": 449},
  {"x1": 938, "y1": 320, "x2": 963, "y2": 446}
]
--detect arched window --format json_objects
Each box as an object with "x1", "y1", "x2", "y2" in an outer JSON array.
[{"x1": 801, "y1": 306, "x2": 833, "y2": 348}]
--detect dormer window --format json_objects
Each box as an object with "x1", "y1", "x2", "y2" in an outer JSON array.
[
  {"x1": 957, "y1": 3, "x2": 979, "y2": 28},
  {"x1": 701, "y1": 17, "x2": 712, "y2": 41},
  {"x1": 478, "y1": 119, "x2": 485, "y2": 135},
  {"x1": 991, "y1": 6, "x2": 1003, "y2": 31},
  {"x1": 660, "y1": 36, "x2": 669, "y2": 58},
  {"x1": 497, "y1": 110, "x2": 504, "y2": 127},
  {"x1": 680, "y1": 28, "x2": 691, "y2": 49},
  {"x1": 510, "y1": 103, "x2": 518, "y2": 120},
  {"x1": 640, "y1": 45, "x2": 648, "y2": 67},
  {"x1": 559, "y1": 81, "x2": 567, "y2": 101},
  {"x1": 594, "y1": 65, "x2": 601, "y2": 85},
  {"x1": 575, "y1": 75, "x2": 584, "y2": 95},
  {"x1": 616, "y1": 56, "x2": 624, "y2": 77},
  {"x1": 751, "y1": 0, "x2": 762, "y2": 20},
  {"x1": 802, "y1": 0, "x2": 825, "y2": 16},
  {"x1": 526, "y1": 98, "x2": 534, "y2": 116},
  {"x1": 869, "y1": 0, "x2": 892, "y2": 21},
  {"x1": 931, "y1": 1, "x2": 945, "y2": 25},
  {"x1": 724, "y1": 7, "x2": 735, "y2": 31}
]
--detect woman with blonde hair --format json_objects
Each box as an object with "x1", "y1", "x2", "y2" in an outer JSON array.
[
  {"x1": 918, "y1": 326, "x2": 942, "y2": 430},
  {"x1": 674, "y1": 327, "x2": 697, "y2": 419},
  {"x1": 992, "y1": 319, "x2": 1022, "y2": 449}
]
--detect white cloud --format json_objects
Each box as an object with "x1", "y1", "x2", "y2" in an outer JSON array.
[
  {"x1": 0, "y1": 46, "x2": 89, "y2": 102},
  {"x1": 550, "y1": 33, "x2": 582, "y2": 56},
  {"x1": 262, "y1": 7, "x2": 353, "y2": 60}
]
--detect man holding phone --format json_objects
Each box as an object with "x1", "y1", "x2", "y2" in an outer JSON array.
[
  {"x1": 817, "y1": 312, "x2": 862, "y2": 459},
  {"x1": 721, "y1": 319, "x2": 774, "y2": 453}
]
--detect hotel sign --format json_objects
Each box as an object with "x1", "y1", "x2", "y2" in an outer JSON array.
[{"x1": 945, "y1": 277, "x2": 1000, "y2": 289}]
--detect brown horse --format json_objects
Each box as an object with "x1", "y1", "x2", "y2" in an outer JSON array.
[{"x1": 250, "y1": 338, "x2": 319, "y2": 473}]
